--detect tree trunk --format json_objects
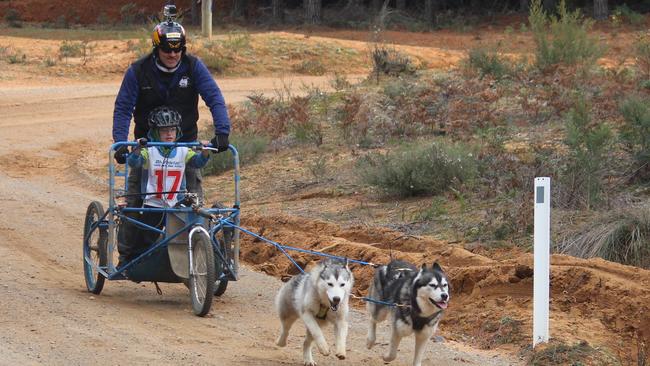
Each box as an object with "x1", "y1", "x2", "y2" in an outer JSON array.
[
  {"x1": 191, "y1": 0, "x2": 199, "y2": 25},
  {"x1": 232, "y1": 0, "x2": 247, "y2": 18},
  {"x1": 425, "y1": 0, "x2": 434, "y2": 26},
  {"x1": 201, "y1": 0, "x2": 212, "y2": 38},
  {"x1": 371, "y1": 0, "x2": 382, "y2": 14},
  {"x1": 272, "y1": 0, "x2": 284, "y2": 22},
  {"x1": 304, "y1": 0, "x2": 321, "y2": 24},
  {"x1": 542, "y1": 0, "x2": 555, "y2": 14},
  {"x1": 520, "y1": 0, "x2": 529, "y2": 13},
  {"x1": 593, "y1": 0, "x2": 608, "y2": 19}
]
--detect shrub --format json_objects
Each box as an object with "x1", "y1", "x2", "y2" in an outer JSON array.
[
  {"x1": 371, "y1": 45, "x2": 415, "y2": 78},
  {"x1": 4, "y1": 8, "x2": 22, "y2": 28},
  {"x1": 120, "y1": 3, "x2": 138, "y2": 25},
  {"x1": 557, "y1": 205, "x2": 650, "y2": 269},
  {"x1": 560, "y1": 93, "x2": 611, "y2": 209},
  {"x1": 466, "y1": 48, "x2": 512, "y2": 80},
  {"x1": 529, "y1": 0, "x2": 604, "y2": 70},
  {"x1": 529, "y1": 340, "x2": 619, "y2": 366},
  {"x1": 635, "y1": 36, "x2": 650, "y2": 79},
  {"x1": 611, "y1": 4, "x2": 645, "y2": 27},
  {"x1": 293, "y1": 59, "x2": 326, "y2": 75},
  {"x1": 127, "y1": 38, "x2": 151, "y2": 59},
  {"x1": 59, "y1": 41, "x2": 86, "y2": 59},
  {"x1": 619, "y1": 96, "x2": 650, "y2": 182},
  {"x1": 357, "y1": 139, "x2": 478, "y2": 197},
  {"x1": 201, "y1": 133, "x2": 269, "y2": 176}
]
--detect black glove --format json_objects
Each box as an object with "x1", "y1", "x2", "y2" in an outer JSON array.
[
  {"x1": 210, "y1": 134, "x2": 229, "y2": 153},
  {"x1": 114, "y1": 145, "x2": 129, "y2": 164}
]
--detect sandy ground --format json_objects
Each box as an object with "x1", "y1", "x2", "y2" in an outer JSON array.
[{"x1": 0, "y1": 79, "x2": 521, "y2": 365}]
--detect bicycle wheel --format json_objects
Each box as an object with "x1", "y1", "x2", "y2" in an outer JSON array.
[
  {"x1": 83, "y1": 201, "x2": 108, "y2": 294},
  {"x1": 189, "y1": 231, "x2": 216, "y2": 316},
  {"x1": 213, "y1": 229, "x2": 231, "y2": 296}
]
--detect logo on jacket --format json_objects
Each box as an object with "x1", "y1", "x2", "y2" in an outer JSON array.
[{"x1": 179, "y1": 76, "x2": 190, "y2": 88}]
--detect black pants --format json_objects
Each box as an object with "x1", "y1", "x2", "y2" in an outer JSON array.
[
  {"x1": 117, "y1": 166, "x2": 203, "y2": 261},
  {"x1": 117, "y1": 206, "x2": 164, "y2": 262}
]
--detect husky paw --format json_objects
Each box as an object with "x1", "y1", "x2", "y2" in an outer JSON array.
[
  {"x1": 366, "y1": 337, "x2": 375, "y2": 349},
  {"x1": 276, "y1": 338, "x2": 287, "y2": 347},
  {"x1": 382, "y1": 353, "x2": 396, "y2": 362},
  {"x1": 303, "y1": 361, "x2": 317, "y2": 366},
  {"x1": 335, "y1": 352, "x2": 346, "y2": 360}
]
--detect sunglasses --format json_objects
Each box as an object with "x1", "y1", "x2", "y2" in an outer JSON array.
[{"x1": 160, "y1": 47, "x2": 182, "y2": 54}]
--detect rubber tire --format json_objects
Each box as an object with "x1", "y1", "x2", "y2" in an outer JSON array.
[
  {"x1": 211, "y1": 202, "x2": 232, "y2": 297},
  {"x1": 189, "y1": 231, "x2": 216, "y2": 317},
  {"x1": 83, "y1": 201, "x2": 108, "y2": 294}
]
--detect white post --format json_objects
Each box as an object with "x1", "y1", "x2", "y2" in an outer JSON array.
[
  {"x1": 201, "y1": 0, "x2": 213, "y2": 39},
  {"x1": 533, "y1": 177, "x2": 550, "y2": 347}
]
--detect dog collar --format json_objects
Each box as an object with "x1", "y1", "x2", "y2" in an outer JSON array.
[{"x1": 316, "y1": 305, "x2": 329, "y2": 319}]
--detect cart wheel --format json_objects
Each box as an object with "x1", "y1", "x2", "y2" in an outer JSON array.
[
  {"x1": 211, "y1": 202, "x2": 232, "y2": 297},
  {"x1": 83, "y1": 201, "x2": 107, "y2": 294},
  {"x1": 189, "y1": 231, "x2": 216, "y2": 316}
]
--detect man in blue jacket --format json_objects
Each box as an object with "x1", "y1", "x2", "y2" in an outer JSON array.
[{"x1": 113, "y1": 10, "x2": 230, "y2": 207}]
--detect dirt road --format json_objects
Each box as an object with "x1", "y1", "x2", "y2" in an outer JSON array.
[{"x1": 0, "y1": 78, "x2": 519, "y2": 365}]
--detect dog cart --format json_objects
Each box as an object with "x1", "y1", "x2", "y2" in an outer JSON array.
[{"x1": 82, "y1": 141, "x2": 240, "y2": 316}]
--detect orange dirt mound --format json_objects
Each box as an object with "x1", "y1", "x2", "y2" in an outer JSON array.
[{"x1": 239, "y1": 213, "x2": 650, "y2": 364}]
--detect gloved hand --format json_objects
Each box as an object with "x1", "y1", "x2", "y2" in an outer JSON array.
[
  {"x1": 114, "y1": 145, "x2": 129, "y2": 164},
  {"x1": 210, "y1": 134, "x2": 229, "y2": 153}
]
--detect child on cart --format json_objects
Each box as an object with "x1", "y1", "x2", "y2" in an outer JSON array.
[{"x1": 118, "y1": 106, "x2": 210, "y2": 265}]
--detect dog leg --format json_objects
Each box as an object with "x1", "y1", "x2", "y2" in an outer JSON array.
[
  {"x1": 366, "y1": 316, "x2": 378, "y2": 349},
  {"x1": 382, "y1": 325, "x2": 401, "y2": 363},
  {"x1": 303, "y1": 330, "x2": 316, "y2": 366},
  {"x1": 276, "y1": 315, "x2": 297, "y2": 347},
  {"x1": 412, "y1": 327, "x2": 434, "y2": 366},
  {"x1": 301, "y1": 313, "x2": 330, "y2": 356},
  {"x1": 334, "y1": 317, "x2": 348, "y2": 359}
]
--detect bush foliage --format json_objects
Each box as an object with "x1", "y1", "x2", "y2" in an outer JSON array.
[{"x1": 357, "y1": 139, "x2": 478, "y2": 197}]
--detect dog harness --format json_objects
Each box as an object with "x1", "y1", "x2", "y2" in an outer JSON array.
[{"x1": 316, "y1": 305, "x2": 329, "y2": 320}]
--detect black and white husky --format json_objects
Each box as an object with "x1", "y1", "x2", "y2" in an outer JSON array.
[
  {"x1": 366, "y1": 260, "x2": 450, "y2": 366},
  {"x1": 275, "y1": 259, "x2": 354, "y2": 366}
]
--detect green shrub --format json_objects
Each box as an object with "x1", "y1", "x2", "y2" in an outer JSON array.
[
  {"x1": 293, "y1": 60, "x2": 326, "y2": 75},
  {"x1": 529, "y1": 0, "x2": 604, "y2": 70},
  {"x1": 371, "y1": 45, "x2": 415, "y2": 78},
  {"x1": 127, "y1": 38, "x2": 151, "y2": 59},
  {"x1": 529, "y1": 340, "x2": 619, "y2": 366},
  {"x1": 221, "y1": 31, "x2": 251, "y2": 51},
  {"x1": 561, "y1": 93, "x2": 611, "y2": 209},
  {"x1": 557, "y1": 205, "x2": 650, "y2": 269},
  {"x1": 611, "y1": 4, "x2": 645, "y2": 27},
  {"x1": 4, "y1": 8, "x2": 22, "y2": 28},
  {"x1": 635, "y1": 36, "x2": 650, "y2": 78},
  {"x1": 201, "y1": 134, "x2": 269, "y2": 176},
  {"x1": 59, "y1": 41, "x2": 86, "y2": 59},
  {"x1": 357, "y1": 139, "x2": 478, "y2": 197},
  {"x1": 619, "y1": 96, "x2": 650, "y2": 182},
  {"x1": 120, "y1": 3, "x2": 138, "y2": 25},
  {"x1": 466, "y1": 48, "x2": 512, "y2": 80}
]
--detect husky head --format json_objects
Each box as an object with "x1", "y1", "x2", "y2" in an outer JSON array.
[
  {"x1": 315, "y1": 259, "x2": 354, "y2": 312},
  {"x1": 413, "y1": 262, "x2": 450, "y2": 312}
]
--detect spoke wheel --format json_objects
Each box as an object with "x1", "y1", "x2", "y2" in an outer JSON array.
[
  {"x1": 83, "y1": 201, "x2": 107, "y2": 294},
  {"x1": 189, "y1": 231, "x2": 216, "y2": 317}
]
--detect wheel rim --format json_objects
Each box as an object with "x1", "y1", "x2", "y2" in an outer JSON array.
[
  {"x1": 192, "y1": 240, "x2": 209, "y2": 303},
  {"x1": 84, "y1": 210, "x2": 101, "y2": 285}
]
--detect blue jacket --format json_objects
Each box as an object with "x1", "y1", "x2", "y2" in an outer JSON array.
[{"x1": 113, "y1": 53, "x2": 230, "y2": 142}]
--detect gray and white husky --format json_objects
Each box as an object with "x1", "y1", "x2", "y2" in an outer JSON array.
[
  {"x1": 366, "y1": 260, "x2": 450, "y2": 366},
  {"x1": 275, "y1": 259, "x2": 354, "y2": 366}
]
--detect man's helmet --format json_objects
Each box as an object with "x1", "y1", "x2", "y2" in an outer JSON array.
[
  {"x1": 152, "y1": 21, "x2": 186, "y2": 53},
  {"x1": 148, "y1": 106, "x2": 182, "y2": 129}
]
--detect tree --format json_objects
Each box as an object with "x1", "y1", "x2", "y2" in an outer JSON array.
[
  {"x1": 593, "y1": 0, "x2": 608, "y2": 19},
  {"x1": 304, "y1": 0, "x2": 322, "y2": 24},
  {"x1": 232, "y1": 0, "x2": 247, "y2": 18},
  {"x1": 272, "y1": 0, "x2": 285, "y2": 23},
  {"x1": 520, "y1": 0, "x2": 529, "y2": 13}
]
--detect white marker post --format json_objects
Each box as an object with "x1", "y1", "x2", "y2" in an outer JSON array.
[{"x1": 533, "y1": 177, "x2": 550, "y2": 347}]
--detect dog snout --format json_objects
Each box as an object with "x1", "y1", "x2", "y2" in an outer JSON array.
[
  {"x1": 441, "y1": 293, "x2": 448, "y2": 301},
  {"x1": 332, "y1": 296, "x2": 341, "y2": 305}
]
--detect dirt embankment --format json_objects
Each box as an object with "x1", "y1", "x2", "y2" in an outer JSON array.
[{"x1": 238, "y1": 214, "x2": 650, "y2": 363}]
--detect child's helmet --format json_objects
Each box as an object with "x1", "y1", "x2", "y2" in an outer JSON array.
[
  {"x1": 152, "y1": 21, "x2": 186, "y2": 53},
  {"x1": 148, "y1": 106, "x2": 182, "y2": 129}
]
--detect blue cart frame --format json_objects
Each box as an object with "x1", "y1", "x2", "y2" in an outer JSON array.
[{"x1": 82, "y1": 141, "x2": 241, "y2": 316}]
